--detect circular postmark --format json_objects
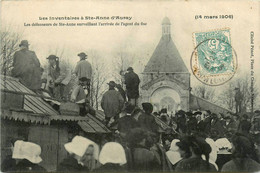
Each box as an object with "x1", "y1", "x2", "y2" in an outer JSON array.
[{"x1": 190, "y1": 38, "x2": 238, "y2": 86}]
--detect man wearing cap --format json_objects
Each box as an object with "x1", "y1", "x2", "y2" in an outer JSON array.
[
  {"x1": 124, "y1": 67, "x2": 140, "y2": 106},
  {"x1": 45, "y1": 55, "x2": 71, "y2": 99},
  {"x1": 101, "y1": 81, "x2": 124, "y2": 126},
  {"x1": 11, "y1": 40, "x2": 42, "y2": 91},
  {"x1": 74, "y1": 52, "x2": 92, "y2": 90},
  {"x1": 235, "y1": 87, "x2": 242, "y2": 113}
]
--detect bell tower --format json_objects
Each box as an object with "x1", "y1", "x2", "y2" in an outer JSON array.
[
  {"x1": 141, "y1": 17, "x2": 190, "y2": 113},
  {"x1": 162, "y1": 17, "x2": 171, "y2": 37}
]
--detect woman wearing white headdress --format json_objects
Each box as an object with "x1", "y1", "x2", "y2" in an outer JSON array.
[
  {"x1": 57, "y1": 136, "x2": 99, "y2": 172},
  {"x1": 166, "y1": 139, "x2": 183, "y2": 170},
  {"x1": 94, "y1": 142, "x2": 127, "y2": 172},
  {"x1": 12, "y1": 140, "x2": 46, "y2": 172}
]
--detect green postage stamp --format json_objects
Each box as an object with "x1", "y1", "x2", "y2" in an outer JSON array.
[{"x1": 191, "y1": 28, "x2": 237, "y2": 86}]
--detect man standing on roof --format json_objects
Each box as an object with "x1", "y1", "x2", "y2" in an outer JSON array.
[
  {"x1": 124, "y1": 67, "x2": 140, "y2": 106},
  {"x1": 74, "y1": 52, "x2": 92, "y2": 94},
  {"x1": 235, "y1": 87, "x2": 242, "y2": 114},
  {"x1": 46, "y1": 55, "x2": 71, "y2": 100},
  {"x1": 11, "y1": 40, "x2": 42, "y2": 91},
  {"x1": 101, "y1": 81, "x2": 124, "y2": 127}
]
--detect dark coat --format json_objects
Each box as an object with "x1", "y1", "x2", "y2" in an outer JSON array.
[
  {"x1": 93, "y1": 163, "x2": 125, "y2": 172},
  {"x1": 117, "y1": 87, "x2": 127, "y2": 102},
  {"x1": 13, "y1": 159, "x2": 46, "y2": 172},
  {"x1": 210, "y1": 118, "x2": 225, "y2": 135},
  {"x1": 138, "y1": 113, "x2": 158, "y2": 133},
  {"x1": 187, "y1": 117, "x2": 198, "y2": 133},
  {"x1": 221, "y1": 158, "x2": 260, "y2": 172},
  {"x1": 101, "y1": 89, "x2": 124, "y2": 118},
  {"x1": 175, "y1": 157, "x2": 217, "y2": 172},
  {"x1": 1, "y1": 155, "x2": 16, "y2": 172},
  {"x1": 12, "y1": 48, "x2": 42, "y2": 90},
  {"x1": 117, "y1": 115, "x2": 140, "y2": 135},
  {"x1": 124, "y1": 71, "x2": 140, "y2": 99},
  {"x1": 131, "y1": 146, "x2": 160, "y2": 172},
  {"x1": 151, "y1": 143, "x2": 173, "y2": 172},
  {"x1": 224, "y1": 120, "x2": 238, "y2": 132},
  {"x1": 57, "y1": 156, "x2": 89, "y2": 172},
  {"x1": 235, "y1": 91, "x2": 242, "y2": 103}
]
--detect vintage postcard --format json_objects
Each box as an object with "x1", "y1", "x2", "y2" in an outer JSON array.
[{"x1": 1, "y1": 0, "x2": 260, "y2": 172}]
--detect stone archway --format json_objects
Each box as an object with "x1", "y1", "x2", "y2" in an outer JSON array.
[{"x1": 150, "y1": 87, "x2": 181, "y2": 113}]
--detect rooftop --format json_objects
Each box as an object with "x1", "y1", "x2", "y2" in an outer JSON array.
[{"x1": 0, "y1": 75, "x2": 110, "y2": 133}]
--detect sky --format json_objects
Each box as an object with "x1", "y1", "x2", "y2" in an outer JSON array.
[{"x1": 1, "y1": 0, "x2": 260, "y2": 90}]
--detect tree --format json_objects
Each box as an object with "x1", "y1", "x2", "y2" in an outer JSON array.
[
  {"x1": 217, "y1": 74, "x2": 259, "y2": 112},
  {"x1": 192, "y1": 84, "x2": 216, "y2": 102},
  {"x1": 0, "y1": 27, "x2": 23, "y2": 75},
  {"x1": 218, "y1": 83, "x2": 236, "y2": 111},
  {"x1": 112, "y1": 47, "x2": 134, "y2": 86},
  {"x1": 88, "y1": 50, "x2": 109, "y2": 110}
]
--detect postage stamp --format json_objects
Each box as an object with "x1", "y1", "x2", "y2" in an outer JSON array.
[{"x1": 191, "y1": 28, "x2": 237, "y2": 86}]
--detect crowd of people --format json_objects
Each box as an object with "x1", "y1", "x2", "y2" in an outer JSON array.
[
  {"x1": 2, "y1": 102, "x2": 260, "y2": 172},
  {"x1": 3, "y1": 40, "x2": 260, "y2": 172}
]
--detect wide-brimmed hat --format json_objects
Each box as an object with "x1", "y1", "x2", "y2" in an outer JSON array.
[
  {"x1": 127, "y1": 67, "x2": 133, "y2": 71},
  {"x1": 99, "y1": 142, "x2": 127, "y2": 165},
  {"x1": 142, "y1": 102, "x2": 153, "y2": 113},
  {"x1": 12, "y1": 140, "x2": 42, "y2": 164},
  {"x1": 78, "y1": 52, "x2": 87, "y2": 58},
  {"x1": 64, "y1": 136, "x2": 99, "y2": 159},
  {"x1": 107, "y1": 81, "x2": 116, "y2": 87},
  {"x1": 19, "y1": 40, "x2": 29, "y2": 47},
  {"x1": 161, "y1": 108, "x2": 167, "y2": 114},
  {"x1": 79, "y1": 77, "x2": 88, "y2": 82},
  {"x1": 46, "y1": 55, "x2": 58, "y2": 60}
]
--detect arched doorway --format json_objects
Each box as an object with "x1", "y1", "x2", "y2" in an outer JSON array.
[{"x1": 150, "y1": 87, "x2": 181, "y2": 113}]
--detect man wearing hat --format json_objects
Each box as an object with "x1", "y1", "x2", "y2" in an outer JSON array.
[
  {"x1": 45, "y1": 55, "x2": 71, "y2": 99},
  {"x1": 101, "y1": 81, "x2": 124, "y2": 126},
  {"x1": 138, "y1": 102, "x2": 158, "y2": 134},
  {"x1": 74, "y1": 52, "x2": 92, "y2": 90},
  {"x1": 235, "y1": 87, "x2": 242, "y2": 114},
  {"x1": 11, "y1": 40, "x2": 42, "y2": 91},
  {"x1": 124, "y1": 67, "x2": 140, "y2": 106}
]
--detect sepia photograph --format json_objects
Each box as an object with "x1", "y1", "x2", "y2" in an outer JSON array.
[{"x1": 1, "y1": 0, "x2": 260, "y2": 172}]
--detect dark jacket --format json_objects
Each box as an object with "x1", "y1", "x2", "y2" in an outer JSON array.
[
  {"x1": 221, "y1": 158, "x2": 260, "y2": 172},
  {"x1": 1, "y1": 155, "x2": 16, "y2": 172},
  {"x1": 235, "y1": 91, "x2": 242, "y2": 103},
  {"x1": 93, "y1": 163, "x2": 125, "y2": 172},
  {"x1": 138, "y1": 113, "x2": 158, "y2": 133},
  {"x1": 151, "y1": 143, "x2": 173, "y2": 172},
  {"x1": 124, "y1": 71, "x2": 140, "y2": 99},
  {"x1": 118, "y1": 115, "x2": 140, "y2": 136},
  {"x1": 210, "y1": 118, "x2": 225, "y2": 135},
  {"x1": 131, "y1": 146, "x2": 159, "y2": 172},
  {"x1": 12, "y1": 48, "x2": 42, "y2": 90},
  {"x1": 117, "y1": 87, "x2": 127, "y2": 102},
  {"x1": 13, "y1": 159, "x2": 46, "y2": 172},
  {"x1": 224, "y1": 120, "x2": 238, "y2": 132},
  {"x1": 175, "y1": 157, "x2": 217, "y2": 172},
  {"x1": 101, "y1": 89, "x2": 124, "y2": 118},
  {"x1": 57, "y1": 156, "x2": 89, "y2": 172},
  {"x1": 187, "y1": 117, "x2": 198, "y2": 133}
]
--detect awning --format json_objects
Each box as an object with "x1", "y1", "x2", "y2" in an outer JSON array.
[{"x1": 78, "y1": 114, "x2": 111, "y2": 133}]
